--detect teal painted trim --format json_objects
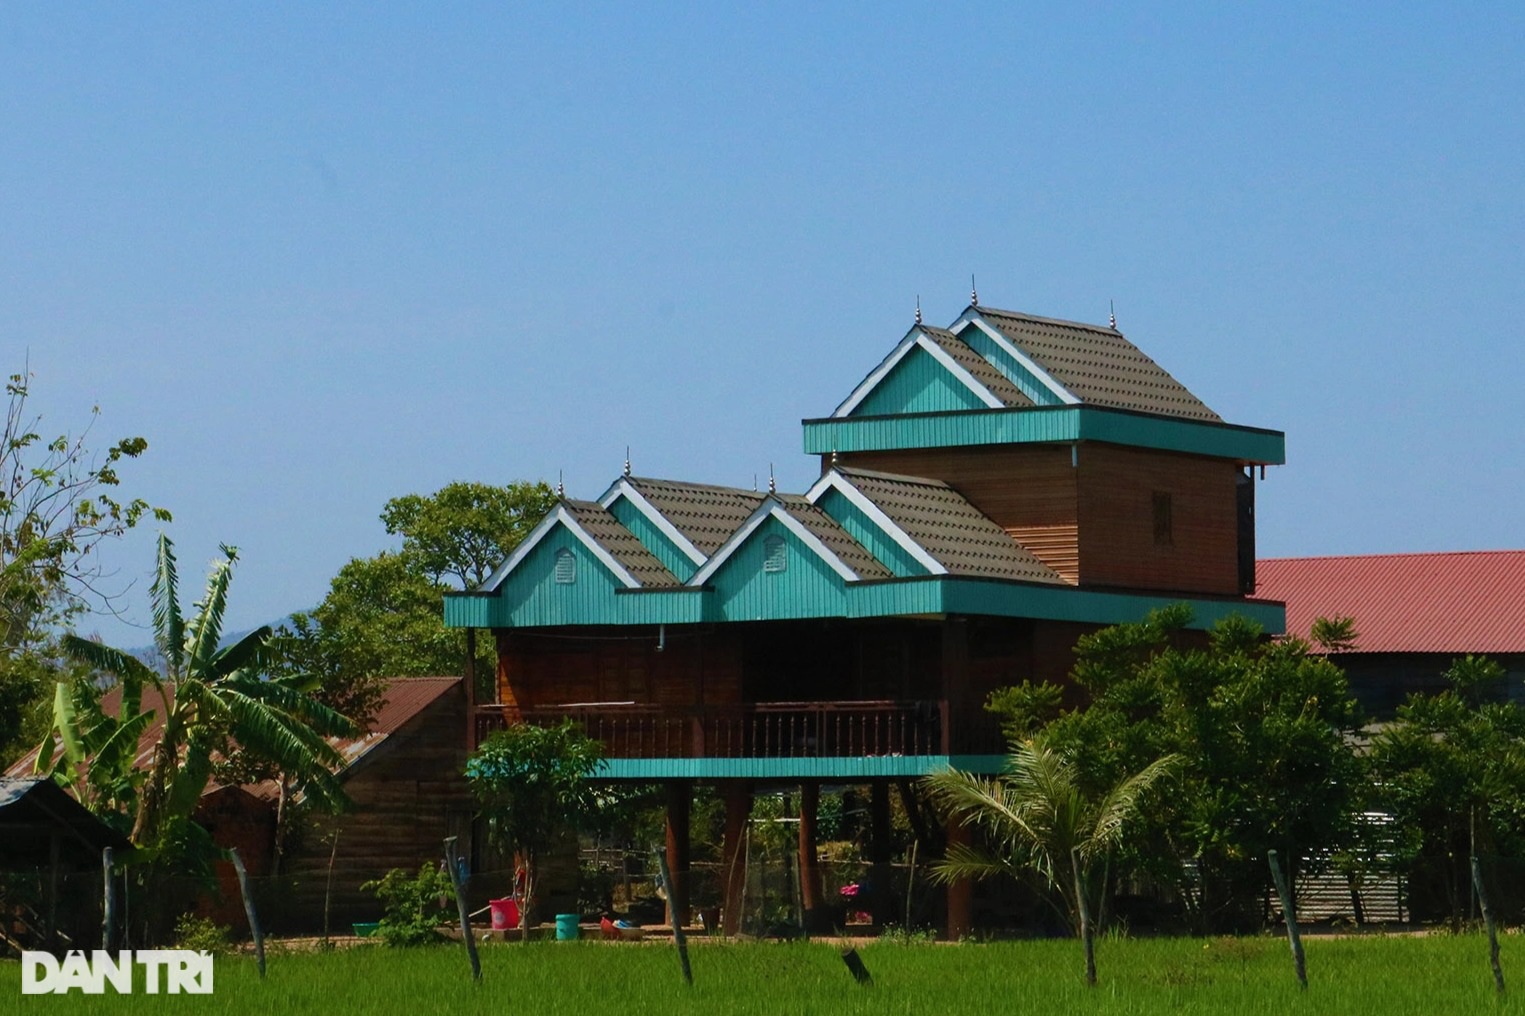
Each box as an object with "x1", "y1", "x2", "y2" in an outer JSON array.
[
  {"x1": 607, "y1": 495, "x2": 695, "y2": 580},
  {"x1": 851, "y1": 345, "x2": 987, "y2": 416},
  {"x1": 449, "y1": 576, "x2": 1282, "y2": 635},
  {"x1": 815, "y1": 488, "x2": 926, "y2": 578},
  {"x1": 937, "y1": 579, "x2": 1286, "y2": 634},
  {"x1": 959, "y1": 327, "x2": 1063, "y2": 406},
  {"x1": 595, "y1": 755, "x2": 1008, "y2": 780},
  {"x1": 802, "y1": 405, "x2": 1286, "y2": 464}
]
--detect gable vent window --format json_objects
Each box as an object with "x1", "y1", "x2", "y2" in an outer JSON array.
[
  {"x1": 554, "y1": 548, "x2": 578, "y2": 584},
  {"x1": 763, "y1": 535, "x2": 788, "y2": 574},
  {"x1": 1152, "y1": 492, "x2": 1174, "y2": 547}
]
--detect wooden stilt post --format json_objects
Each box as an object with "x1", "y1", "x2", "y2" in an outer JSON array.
[
  {"x1": 227, "y1": 848, "x2": 265, "y2": 978},
  {"x1": 444, "y1": 837, "x2": 481, "y2": 982},
  {"x1": 46, "y1": 832, "x2": 59, "y2": 948},
  {"x1": 798, "y1": 783, "x2": 824, "y2": 934},
  {"x1": 869, "y1": 781, "x2": 892, "y2": 927},
  {"x1": 1268, "y1": 850, "x2": 1306, "y2": 989},
  {"x1": 664, "y1": 781, "x2": 692, "y2": 927},
  {"x1": 1472, "y1": 855, "x2": 1505, "y2": 994},
  {"x1": 944, "y1": 818, "x2": 972, "y2": 941},
  {"x1": 720, "y1": 783, "x2": 751, "y2": 936}
]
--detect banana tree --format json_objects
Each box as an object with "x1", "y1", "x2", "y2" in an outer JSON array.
[{"x1": 55, "y1": 534, "x2": 358, "y2": 846}]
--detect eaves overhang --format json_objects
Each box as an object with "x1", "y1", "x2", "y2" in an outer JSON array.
[
  {"x1": 445, "y1": 576, "x2": 1285, "y2": 634},
  {"x1": 802, "y1": 404, "x2": 1286, "y2": 465}
]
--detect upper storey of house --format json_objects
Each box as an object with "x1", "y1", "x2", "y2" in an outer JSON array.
[
  {"x1": 802, "y1": 304, "x2": 1283, "y2": 465},
  {"x1": 445, "y1": 300, "x2": 1285, "y2": 634}
]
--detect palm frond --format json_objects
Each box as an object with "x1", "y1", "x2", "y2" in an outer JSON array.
[
  {"x1": 151, "y1": 533, "x2": 185, "y2": 678},
  {"x1": 218, "y1": 671, "x2": 361, "y2": 738},
  {"x1": 926, "y1": 841, "x2": 1026, "y2": 886},
  {"x1": 59, "y1": 635, "x2": 164, "y2": 707},
  {"x1": 186, "y1": 545, "x2": 237, "y2": 668},
  {"x1": 1085, "y1": 753, "x2": 1182, "y2": 860},
  {"x1": 207, "y1": 626, "x2": 272, "y2": 679}
]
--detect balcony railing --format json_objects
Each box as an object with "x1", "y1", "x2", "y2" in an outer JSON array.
[{"x1": 474, "y1": 700, "x2": 952, "y2": 759}]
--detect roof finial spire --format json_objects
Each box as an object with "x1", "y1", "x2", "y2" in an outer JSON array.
[
  {"x1": 556, "y1": 470, "x2": 565, "y2": 498},
  {"x1": 914, "y1": 295, "x2": 922, "y2": 325},
  {"x1": 753, "y1": 473, "x2": 758, "y2": 491},
  {"x1": 768, "y1": 463, "x2": 776, "y2": 494},
  {"x1": 970, "y1": 274, "x2": 979, "y2": 307},
  {"x1": 1109, "y1": 299, "x2": 1117, "y2": 331},
  {"x1": 624, "y1": 446, "x2": 631, "y2": 477}
]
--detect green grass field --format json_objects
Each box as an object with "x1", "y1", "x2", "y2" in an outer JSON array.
[{"x1": 3, "y1": 933, "x2": 1521, "y2": 1015}]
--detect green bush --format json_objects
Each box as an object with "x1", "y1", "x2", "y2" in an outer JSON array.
[
  {"x1": 361, "y1": 865, "x2": 454, "y2": 947},
  {"x1": 173, "y1": 913, "x2": 232, "y2": 955}
]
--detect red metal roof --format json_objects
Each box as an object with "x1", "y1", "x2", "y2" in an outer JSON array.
[{"x1": 1257, "y1": 551, "x2": 1525, "y2": 654}]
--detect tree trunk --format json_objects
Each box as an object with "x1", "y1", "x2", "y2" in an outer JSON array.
[{"x1": 1071, "y1": 848, "x2": 1096, "y2": 987}]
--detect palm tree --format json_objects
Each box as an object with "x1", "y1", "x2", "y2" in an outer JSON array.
[
  {"x1": 57, "y1": 534, "x2": 357, "y2": 846},
  {"x1": 923, "y1": 741, "x2": 1179, "y2": 985}
]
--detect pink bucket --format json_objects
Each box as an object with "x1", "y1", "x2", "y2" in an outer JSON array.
[{"x1": 490, "y1": 898, "x2": 520, "y2": 930}]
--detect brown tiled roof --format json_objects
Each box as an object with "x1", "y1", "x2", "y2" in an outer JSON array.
[
  {"x1": 626, "y1": 477, "x2": 767, "y2": 556},
  {"x1": 563, "y1": 500, "x2": 681, "y2": 587},
  {"x1": 776, "y1": 495, "x2": 894, "y2": 580},
  {"x1": 918, "y1": 326, "x2": 1034, "y2": 408},
  {"x1": 832, "y1": 468, "x2": 1066, "y2": 584},
  {"x1": 972, "y1": 306, "x2": 1220, "y2": 422}
]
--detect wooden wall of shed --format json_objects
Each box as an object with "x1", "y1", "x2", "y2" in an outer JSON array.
[
  {"x1": 831, "y1": 445, "x2": 1080, "y2": 581},
  {"x1": 273, "y1": 685, "x2": 475, "y2": 933},
  {"x1": 1076, "y1": 445, "x2": 1240, "y2": 595}
]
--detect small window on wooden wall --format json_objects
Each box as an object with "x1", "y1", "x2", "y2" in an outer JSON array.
[
  {"x1": 763, "y1": 535, "x2": 788, "y2": 573},
  {"x1": 554, "y1": 547, "x2": 578, "y2": 584},
  {"x1": 1152, "y1": 492, "x2": 1174, "y2": 547}
]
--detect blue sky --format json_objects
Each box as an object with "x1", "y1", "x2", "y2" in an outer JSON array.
[{"x1": 3, "y1": 3, "x2": 1522, "y2": 645}]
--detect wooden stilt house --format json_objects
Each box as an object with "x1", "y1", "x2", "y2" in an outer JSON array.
[{"x1": 446, "y1": 299, "x2": 1286, "y2": 936}]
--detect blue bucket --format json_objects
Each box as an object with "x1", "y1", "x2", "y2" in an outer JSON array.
[{"x1": 555, "y1": 913, "x2": 580, "y2": 941}]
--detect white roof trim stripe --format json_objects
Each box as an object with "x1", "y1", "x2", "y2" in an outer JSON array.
[
  {"x1": 951, "y1": 312, "x2": 1079, "y2": 405},
  {"x1": 597, "y1": 479, "x2": 707, "y2": 567},
  {"x1": 688, "y1": 500, "x2": 859, "y2": 586},
  {"x1": 832, "y1": 326, "x2": 920, "y2": 418},
  {"x1": 479, "y1": 504, "x2": 641, "y2": 592},
  {"x1": 913, "y1": 336, "x2": 1006, "y2": 409},
  {"x1": 805, "y1": 471, "x2": 948, "y2": 576}
]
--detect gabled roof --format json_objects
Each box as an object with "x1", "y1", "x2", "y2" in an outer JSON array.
[
  {"x1": 0, "y1": 777, "x2": 131, "y2": 862},
  {"x1": 689, "y1": 493, "x2": 892, "y2": 586},
  {"x1": 602, "y1": 476, "x2": 766, "y2": 559},
  {"x1": 833, "y1": 323, "x2": 1032, "y2": 418},
  {"x1": 480, "y1": 499, "x2": 678, "y2": 591},
  {"x1": 959, "y1": 306, "x2": 1221, "y2": 422},
  {"x1": 1257, "y1": 551, "x2": 1525, "y2": 655},
  {"x1": 562, "y1": 500, "x2": 681, "y2": 588},
  {"x1": 810, "y1": 467, "x2": 1066, "y2": 584}
]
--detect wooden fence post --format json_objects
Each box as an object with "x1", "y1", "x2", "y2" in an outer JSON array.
[
  {"x1": 101, "y1": 847, "x2": 115, "y2": 952},
  {"x1": 445, "y1": 837, "x2": 482, "y2": 982},
  {"x1": 1472, "y1": 856, "x2": 1505, "y2": 994},
  {"x1": 1267, "y1": 850, "x2": 1306, "y2": 989},
  {"x1": 227, "y1": 848, "x2": 265, "y2": 978},
  {"x1": 654, "y1": 845, "x2": 692, "y2": 985}
]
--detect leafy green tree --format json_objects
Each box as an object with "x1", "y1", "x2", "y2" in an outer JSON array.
[
  {"x1": 990, "y1": 605, "x2": 1365, "y2": 932},
  {"x1": 924, "y1": 742, "x2": 1178, "y2": 983},
  {"x1": 49, "y1": 535, "x2": 357, "y2": 846},
  {"x1": 275, "y1": 481, "x2": 554, "y2": 696},
  {"x1": 466, "y1": 720, "x2": 604, "y2": 936},
  {"x1": 0, "y1": 367, "x2": 169, "y2": 762},
  {"x1": 382, "y1": 480, "x2": 556, "y2": 589},
  {"x1": 1368, "y1": 655, "x2": 1525, "y2": 926}
]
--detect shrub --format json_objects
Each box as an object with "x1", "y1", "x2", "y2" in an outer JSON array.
[
  {"x1": 173, "y1": 913, "x2": 232, "y2": 955},
  {"x1": 361, "y1": 864, "x2": 455, "y2": 947}
]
